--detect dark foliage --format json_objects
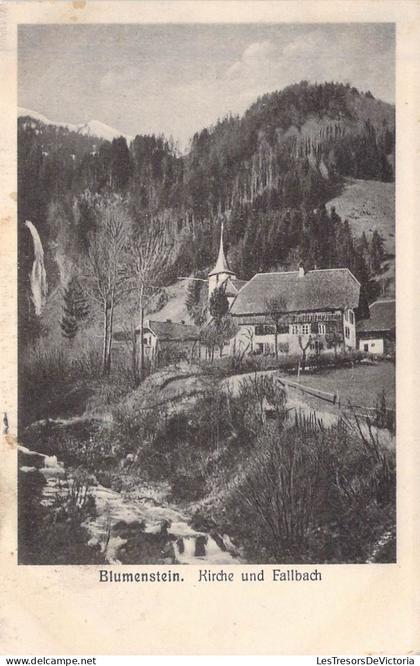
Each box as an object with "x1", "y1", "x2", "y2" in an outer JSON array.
[
  {"x1": 60, "y1": 275, "x2": 89, "y2": 339},
  {"x1": 18, "y1": 82, "x2": 394, "y2": 333}
]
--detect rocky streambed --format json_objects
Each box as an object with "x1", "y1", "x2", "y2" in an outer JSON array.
[{"x1": 18, "y1": 444, "x2": 241, "y2": 565}]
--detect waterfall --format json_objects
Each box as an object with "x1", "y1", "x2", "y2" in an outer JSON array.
[
  {"x1": 25, "y1": 220, "x2": 48, "y2": 315},
  {"x1": 19, "y1": 440, "x2": 242, "y2": 564}
]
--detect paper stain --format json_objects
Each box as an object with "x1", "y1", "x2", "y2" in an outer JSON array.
[
  {"x1": 3, "y1": 434, "x2": 17, "y2": 450},
  {"x1": 72, "y1": 0, "x2": 86, "y2": 7},
  {"x1": 9, "y1": 192, "x2": 17, "y2": 202}
]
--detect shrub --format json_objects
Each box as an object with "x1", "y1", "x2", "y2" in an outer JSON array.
[
  {"x1": 373, "y1": 390, "x2": 396, "y2": 433},
  {"x1": 18, "y1": 466, "x2": 101, "y2": 565},
  {"x1": 223, "y1": 414, "x2": 396, "y2": 563},
  {"x1": 19, "y1": 338, "x2": 102, "y2": 426}
]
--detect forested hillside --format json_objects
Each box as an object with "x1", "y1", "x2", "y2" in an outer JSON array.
[{"x1": 18, "y1": 81, "x2": 395, "y2": 339}]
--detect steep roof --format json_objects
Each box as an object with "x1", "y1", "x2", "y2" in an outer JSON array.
[
  {"x1": 140, "y1": 319, "x2": 199, "y2": 342},
  {"x1": 230, "y1": 278, "x2": 248, "y2": 292},
  {"x1": 230, "y1": 268, "x2": 360, "y2": 316},
  {"x1": 224, "y1": 277, "x2": 248, "y2": 297},
  {"x1": 209, "y1": 223, "x2": 235, "y2": 278},
  {"x1": 357, "y1": 299, "x2": 395, "y2": 333}
]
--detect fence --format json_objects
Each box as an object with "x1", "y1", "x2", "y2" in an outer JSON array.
[
  {"x1": 277, "y1": 377, "x2": 338, "y2": 405},
  {"x1": 276, "y1": 376, "x2": 396, "y2": 431}
]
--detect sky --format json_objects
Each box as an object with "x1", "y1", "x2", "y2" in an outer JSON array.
[{"x1": 18, "y1": 23, "x2": 395, "y2": 150}]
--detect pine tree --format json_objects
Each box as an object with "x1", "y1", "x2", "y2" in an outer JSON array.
[
  {"x1": 60, "y1": 275, "x2": 89, "y2": 340},
  {"x1": 209, "y1": 284, "x2": 229, "y2": 324},
  {"x1": 185, "y1": 274, "x2": 208, "y2": 327},
  {"x1": 370, "y1": 230, "x2": 385, "y2": 274},
  {"x1": 60, "y1": 309, "x2": 78, "y2": 340},
  {"x1": 111, "y1": 137, "x2": 132, "y2": 191}
]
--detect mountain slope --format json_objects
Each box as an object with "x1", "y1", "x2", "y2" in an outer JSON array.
[
  {"x1": 18, "y1": 81, "x2": 395, "y2": 338},
  {"x1": 18, "y1": 107, "x2": 132, "y2": 143},
  {"x1": 327, "y1": 178, "x2": 395, "y2": 294},
  {"x1": 327, "y1": 178, "x2": 394, "y2": 255}
]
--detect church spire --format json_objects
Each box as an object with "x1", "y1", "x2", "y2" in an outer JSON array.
[
  {"x1": 208, "y1": 220, "x2": 236, "y2": 298},
  {"x1": 209, "y1": 221, "x2": 234, "y2": 278}
]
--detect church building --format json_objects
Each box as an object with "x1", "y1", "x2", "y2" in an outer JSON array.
[
  {"x1": 208, "y1": 223, "x2": 361, "y2": 358},
  {"x1": 208, "y1": 222, "x2": 247, "y2": 307}
]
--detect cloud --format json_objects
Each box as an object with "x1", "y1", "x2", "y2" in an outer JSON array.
[
  {"x1": 101, "y1": 26, "x2": 395, "y2": 150},
  {"x1": 226, "y1": 40, "x2": 277, "y2": 80},
  {"x1": 222, "y1": 27, "x2": 394, "y2": 108},
  {"x1": 282, "y1": 30, "x2": 328, "y2": 58},
  {"x1": 100, "y1": 66, "x2": 139, "y2": 91}
]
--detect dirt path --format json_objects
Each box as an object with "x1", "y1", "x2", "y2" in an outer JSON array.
[
  {"x1": 223, "y1": 369, "x2": 340, "y2": 426},
  {"x1": 223, "y1": 369, "x2": 395, "y2": 449}
]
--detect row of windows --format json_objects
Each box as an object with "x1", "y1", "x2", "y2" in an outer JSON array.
[
  {"x1": 255, "y1": 340, "x2": 330, "y2": 355},
  {"x1": 290, "y1": 323, "x2": 326, "y2": 335},
  {"x1": 290, "y1": 312, "x2": 340, "y2": 323},
  {"x1": 252, "y1": 313, "x2": 356, "y2": 338},
  {"x1": 255, "y1": 322, "x2": 330, "y2": 336},
  {"x1": 310, "y1": 341, "x2": 324, "y2": 352}
]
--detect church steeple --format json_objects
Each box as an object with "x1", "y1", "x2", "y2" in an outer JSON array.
[{"x1": 208, "y1": 221, "x2": 235, "y2": 297}]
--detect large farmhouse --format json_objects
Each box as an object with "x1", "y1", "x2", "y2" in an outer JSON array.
[
  {"x1": 229, "y1": 268, "x2": 361, "y2": 356},
  {"x1": 208, "y1": 224, "x2": 361, "y2": 357}
]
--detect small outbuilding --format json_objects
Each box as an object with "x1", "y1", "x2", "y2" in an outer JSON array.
[
  {"x1": 113, "y1": 319, "x2": 200, "y2": 365},
  {"x1": 139, "y1": 319, "x2": 200, "y2": 361},
  {"x1": 357, "y1": 299, "x2": 395, "y2": 355}
]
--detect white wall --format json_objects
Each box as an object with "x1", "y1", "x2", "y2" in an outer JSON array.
[
  {"x1": 359, "y1": 338, "x2": 384, "y2": 355},
  {"x1": 232, "y1": 316, "x2": 352, "y2": 357},
  {"x1": 343, "y1": 308, "x2": 356, "y2": 350}
]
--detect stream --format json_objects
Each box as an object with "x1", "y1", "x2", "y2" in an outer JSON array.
[{"x1": 19, "y1": 445, "x2": 241, "y2": 565}]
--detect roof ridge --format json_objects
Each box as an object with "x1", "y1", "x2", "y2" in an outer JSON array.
[
  {"x1": 371, "y1": 298, "x2": 396, "y2": 305},
  {"x1": 253, "y1": 270, "x2": 298, "y2": 277},
  {"x1": 307, "y1": 267, "x2": 348, "y2": 273},
  {"x1": 307, "y1": 267, "x2": 360, "y2": 285}
]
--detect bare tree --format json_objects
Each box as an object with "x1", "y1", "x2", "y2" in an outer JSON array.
[
  {"x1": 242, "y1": 325, "x2": 255, "y2": 354},
  {"x1": 298, "y1": 334, "x2": 312, "y2": 370},
  {"x1": 264, "y1": 295, "x2": 288, "y2": 359},
  {"x1": 129, "y1": 218, "x2": 174, "y2": 383},
  {"x1": 85, "y1": 199, "x2": 132, "y2": 375},
  {"x1": 325, "y1": 329, "x2": 344, "y2": 359}
]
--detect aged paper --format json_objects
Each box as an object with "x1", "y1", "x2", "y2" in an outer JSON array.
[{"x1": 0, "y1": 0, "x2": 419, "y2": 655}]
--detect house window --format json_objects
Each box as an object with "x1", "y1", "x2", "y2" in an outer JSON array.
[
  {"x1": 349, "y1": 311, "x2": 354, "y2": 324},
  {"x1": 364, "y1": 343, "x2": 369, "y2": 352},
  {"x1": 143, "y1": 336, "x2": 151, "y2": 346},
  {"x1": 345, "y1": 326, "x2": 350, "y2": 339},
  {"x1": 255, "y1": 324, "x2": 275, "y2": 336},
  {"x1": 318, "y1": 323, "x2": 326, "y2": 335},
  {"x1": 290, "y1": 323, "x2": 310, "y2": 335}
]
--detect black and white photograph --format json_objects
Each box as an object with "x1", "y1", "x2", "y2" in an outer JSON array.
[{"x1": 17, "y1": 22, "x2": 396, "y2": 566}]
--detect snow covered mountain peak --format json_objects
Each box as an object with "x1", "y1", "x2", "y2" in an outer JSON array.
[{"x1": 18, "y1": 107, "x2": 132, "y2": 143}]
